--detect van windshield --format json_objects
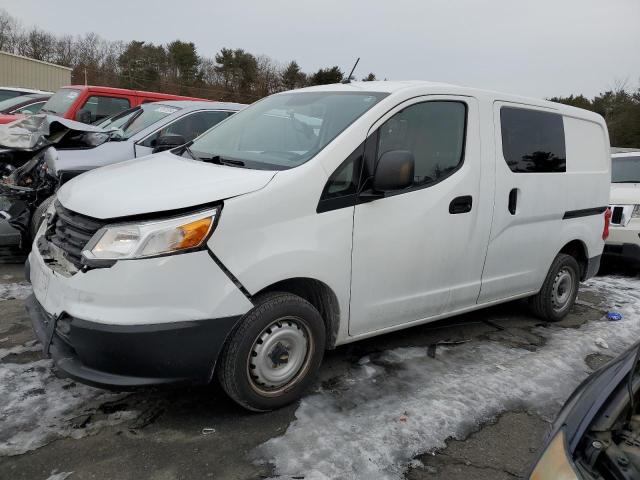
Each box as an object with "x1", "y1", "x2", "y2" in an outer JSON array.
[
  {"x1": 188, "y1": 91, "x2": 388, "y2": 170},
  {"x1": 41, "y1": 88, "x2": 81, "y2": 115},
  {"x1": 612, "y1": 156, "x2": 640, "y2": 183},
  {"x1": 97, "y1": 103, "x2": 180, "y2": 139}
]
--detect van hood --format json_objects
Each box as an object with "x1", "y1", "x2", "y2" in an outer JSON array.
[
  {"x1": 56, "y1": 151, "x2": 277, "y2": 219},
  {"x1": 610, "y1": 183, "x2": 640, "y2": 205}
]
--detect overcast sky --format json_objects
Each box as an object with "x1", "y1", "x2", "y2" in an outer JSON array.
[{"x1": 1, "y1": 0, "x2": 638, "y2": 99}]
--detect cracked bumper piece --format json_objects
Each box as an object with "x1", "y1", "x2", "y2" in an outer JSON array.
[{"x1": 26, "y1": 294, "x2": 241, "y2": 389}]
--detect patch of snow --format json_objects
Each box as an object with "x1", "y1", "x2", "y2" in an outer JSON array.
[
  {"x1": 46, "y1": 471, "x2": 73, "y2": 480},
  {"x1": 256, "y1": 276, "x2": 640, "y2": 480},
  {"x1": 0, "y1": 340, "x2": 40, "y2": 360},
  {"x1": 0, "y1": 281, "x2": 32, "y2": 300},
  {"x1": 0, "y1": 354, "x2": 137, "y2": 456}
]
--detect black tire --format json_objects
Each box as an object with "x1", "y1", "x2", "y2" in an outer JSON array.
[
  {"x1": 217, "y1": 292, "x2": 326, "y2": 412},
  {"x1": 30, "y1": 195, "x2": 55, "y2": 241},
  {"x1": 529, "y1": 253, "x2": 580, "y2": 322}
]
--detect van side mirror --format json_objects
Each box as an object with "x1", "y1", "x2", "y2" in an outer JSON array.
[
  {"x1": 152, "y1": 134, "x2": 187, "y2": 153},
  {"x1": 75, "y1": 109, "x2": 93, "y2": 124},
  {"x1": 372, "y1": 150, "x2": 415, "y2": 192}
]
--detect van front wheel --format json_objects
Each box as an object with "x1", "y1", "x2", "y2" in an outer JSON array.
[
  {"x1": 217, "y1": 292, "x2": 326, "y2": 412},
  {"x1": 530, "y1": 253, "x2": 580, "y2": 322}
]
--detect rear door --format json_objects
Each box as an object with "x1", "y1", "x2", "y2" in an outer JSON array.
[
  {"x1": 478, "y1": 103, "x2": 567, "y2": 302},
  {"x1": 349, "y1": 96, "x2": 489, "y2": 336}
]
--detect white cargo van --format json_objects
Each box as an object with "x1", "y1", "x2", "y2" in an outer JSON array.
[
  {"x1": 606, "y1": 152, "x2": 640, "y2": 265},
  {"x1": 25, "y1": 81, "x2": 611, "y2": 411}
]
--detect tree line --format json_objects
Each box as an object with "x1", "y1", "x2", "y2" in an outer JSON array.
[
  {"x1": 550, "y1": 86, "x2": 640, "y2": 148},
  {"x1": 0, "y1": 9, "x2": 376, "y2": 104},
  {"x1": 0, "y1": 9, "x2": 637, "y2": 147}
]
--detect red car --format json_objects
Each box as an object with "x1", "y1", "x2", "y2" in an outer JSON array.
[{"x1": 0, "y1": 85, "x2": 208, "y2": 125}]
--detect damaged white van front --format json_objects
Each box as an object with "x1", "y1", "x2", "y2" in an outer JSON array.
[{"x1": 25, "y1": 82, "x2": 610, "y2": 411}]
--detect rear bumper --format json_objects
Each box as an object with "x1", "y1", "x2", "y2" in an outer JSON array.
[
  {"x1": 26, "y1": 293, "x2": 240, "y2": 389},
  {"x1": 603, "y1": 243, "x2": 640, "y2": 265}
]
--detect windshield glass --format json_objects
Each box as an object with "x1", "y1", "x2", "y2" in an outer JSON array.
[
  {"x1": 97, "y1": 103, "x2": 180, "y2": 139},
  {"x1": 612, "y1": 156, "x2": 640, "y2": 183},
  {"x1": 0, "y1": 95, "x2": 38, "y2": 113},
  {"x1": 189, "y1": 91, "x2": 388, "y2": 170},
  {"x1": 41, "y1": 88, "x2": 81, "y2": 115}
]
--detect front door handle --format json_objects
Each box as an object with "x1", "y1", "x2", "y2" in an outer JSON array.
[{"x1": 449, "y1": 195, "x2": 473, "y2": 214}]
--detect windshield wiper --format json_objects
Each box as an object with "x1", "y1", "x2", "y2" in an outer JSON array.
[
  {"x1": 182, "y1": 145, "x2": 199, "y2": 161},
  {"x1": 201, "y1": 155, "x2": 246, "y2": 167},
  {"x1": 613, "y1": 180, "x2": 640, "y2": 183}
]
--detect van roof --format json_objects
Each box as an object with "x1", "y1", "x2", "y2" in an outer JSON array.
[{"x1": 293, "y1": 80, "x2": 604, "y2": 123}]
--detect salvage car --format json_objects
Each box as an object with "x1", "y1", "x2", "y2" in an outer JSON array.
[
  {"x1": 40, "y1": 85, "x2": 208, "y2": 124},
  {"x1": 529, "y1": 341, "x2": 640, "y2": 479},
  {"x1": 0, "y1": 86, "x2": 52, "y2": 101},
  {"x1": 0, "y1": 101, "x2": 243, "y2": 248},
  {"x1": 25, "y1": 81, "x2": 611, "y2": 411},
  {"x1": 605, "y1": 151, "x2": 640, "y2": 266},
  {"x1": 0, "y1": 93, "x2": 52, "y2": 124}
]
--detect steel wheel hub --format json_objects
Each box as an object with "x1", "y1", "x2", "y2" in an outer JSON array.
[
  {"x1": 249, "y1": 318, "x2": 310, "y2": 392},
  {"x1": 551, "y1": 267, "x2": 574, "y2": 312}
]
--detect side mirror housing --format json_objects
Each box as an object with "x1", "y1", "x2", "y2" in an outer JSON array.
[
  {"x1": 372, "y1": 150, "x2": 415, "y2": 192},
  {"x1": 152, "y1": 134, "x2": 187, "y2": 153},
  {"x1": 75, "y1": 109, "x2": 93, "y2": 124}
]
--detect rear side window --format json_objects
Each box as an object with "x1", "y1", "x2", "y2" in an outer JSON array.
[
  {"x1": 140, "y1": 110, "x2": 232, "y2": 148},
  {"x1": 83, "y1": 96, "x2": 131, "y2": 123},
  {"x1": 500, "y1": 107, "x2": 566, "y2": 173},
  {"x1": 376, "y1": 101, "x2": 466, "y2": 187}
]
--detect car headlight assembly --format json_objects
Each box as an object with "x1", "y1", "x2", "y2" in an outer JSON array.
[
  {"x1": 529, "y1": 430, "x2": 579, "y2": 480},
  {"x1": 82, "y1": 207, "x2": 219, "y2": 262}
]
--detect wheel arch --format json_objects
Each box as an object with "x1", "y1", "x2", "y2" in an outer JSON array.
[
  {"x1": 558, "y1": 239, "x2": 589, "y2": 280},
  {"x1": 253, "y1": 277, "x2": 341, "y2": 349}
]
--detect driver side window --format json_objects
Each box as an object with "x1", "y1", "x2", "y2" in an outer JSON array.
[{"x1": 376, "y1": 101, "x2": 467, "y2": 187}]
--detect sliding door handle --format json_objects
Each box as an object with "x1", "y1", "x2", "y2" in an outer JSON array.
[{"x1": 508, "y1": 188, "x2": 518, "y2": 215}]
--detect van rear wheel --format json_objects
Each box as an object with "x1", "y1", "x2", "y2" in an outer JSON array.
[
  {"x1": 529, "y1": 253, "x2": 580, "y2": 322},
  {"x1": 217, "y1": 292, "x2": 325, "y2": 412}
]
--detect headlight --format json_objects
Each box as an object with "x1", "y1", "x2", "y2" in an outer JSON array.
[
  {"x1": 529, "y1": 430, "x2": 579, "y2": 480},
  {"x1": 633, "y1": 205, "x2": 640, "y2": 218},
  {"x1": 82, "y1": 207, "x2": 219, "y2": 261}
]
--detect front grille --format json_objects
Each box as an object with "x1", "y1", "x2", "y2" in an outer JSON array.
[
  {"x1": 612, "y1": 206, "x2": 624, "y2": 225},
  {"x1": 47, "y1": 201, "x2": 106, "y2": 268}
]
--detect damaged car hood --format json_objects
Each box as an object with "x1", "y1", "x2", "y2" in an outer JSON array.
[
  {"x1": 0, "y1": 114, "x2": 113, "y2": 151},
  {"x1": 56, "y1": 151, "x2": 277, "y2": 219}
]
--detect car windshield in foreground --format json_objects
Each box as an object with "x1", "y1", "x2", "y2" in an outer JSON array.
[
  {"x1": 98, "y1": 103, "x2": 180, "y2": 139},
  {"x1": 612, "y1": 156, "x2": 640, "y2": 183},
  {"x1": 41, "y1": 88, "x2": 81, "y2": 115},
  {"x1": 188, "y1": 91, "x2": 388, "y2": 170}
]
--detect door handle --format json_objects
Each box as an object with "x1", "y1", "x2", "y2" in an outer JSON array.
[
  {"x1": 508, "y1": 188, "x2": 518, "y2": 215},
  {"x1": 449, "y1": 195, "x2": 473, "y2": 214}
]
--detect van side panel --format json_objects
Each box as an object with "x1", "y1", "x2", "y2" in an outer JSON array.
[{"x1": 561, "y1": 116, "x2": 610, "y2": 262}]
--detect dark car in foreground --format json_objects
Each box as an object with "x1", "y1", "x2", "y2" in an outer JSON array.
[{"x1": 529, "y1": 342, "x2": 640, "y2": 479}]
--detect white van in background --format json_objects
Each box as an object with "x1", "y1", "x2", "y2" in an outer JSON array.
[
  {"x1": 25, "y1": 81, "x2": 611, "y2": 411},
  {"x1": 606, "y1": 152, "x2": 640, "y2": 265}
]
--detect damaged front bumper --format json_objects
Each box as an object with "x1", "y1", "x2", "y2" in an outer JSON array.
[
  {"x1": 26, "y1": 292, "x2": 241, "y2": 388},
  {"x1": 25, "y1": 236, "x2": 254, "y2": 389}
]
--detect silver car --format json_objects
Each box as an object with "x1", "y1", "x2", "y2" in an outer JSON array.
[{"x1": 52, "y1": 100, "x2": 245, "y2": 178}]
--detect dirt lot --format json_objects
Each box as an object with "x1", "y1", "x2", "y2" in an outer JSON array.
[{"x1": 0, "y1": 261, "x2": 638, "y2": 480}]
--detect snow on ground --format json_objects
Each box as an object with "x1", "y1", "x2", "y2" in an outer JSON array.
[
  {"x1": 0, "y1": 356, "x2": 137, "y2": 456},
  {"x1": 0, "y1": 281, "x2": 32, "y2": 300},
  {"x1": 0, "y1": 281, "x2": 136, "y2": 456},
  {"x1": 256, "y1": 276, "x2": 640, "y2": 480}
]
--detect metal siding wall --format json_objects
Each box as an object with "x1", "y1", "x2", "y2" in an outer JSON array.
[{"x1": 0, "y1": 52, "x2": 71, "y2": 91}]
